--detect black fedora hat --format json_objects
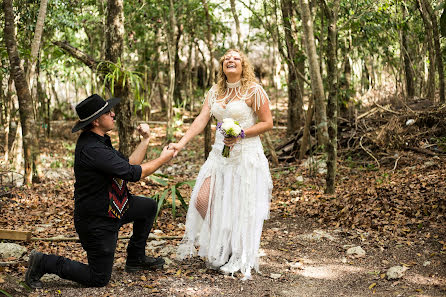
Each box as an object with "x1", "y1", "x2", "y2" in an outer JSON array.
[{"x1": 72, "y1": 94, "x2": 121, "y2": 133}]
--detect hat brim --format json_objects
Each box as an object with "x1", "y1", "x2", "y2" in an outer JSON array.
[{"x1": 71, "y1": 97, "x2": 121, "y2": 133}]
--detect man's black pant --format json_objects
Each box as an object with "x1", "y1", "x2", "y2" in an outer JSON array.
[{"x1": 40, "y1": 196, "x2": 157, "y2": 287}]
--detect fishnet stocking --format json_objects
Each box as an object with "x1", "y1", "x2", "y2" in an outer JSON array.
[{"x1": 195, "y1": 177, "x2": 211, "y2": 219}]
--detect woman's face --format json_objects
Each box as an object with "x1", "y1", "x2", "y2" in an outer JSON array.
[{"x1": 222, "y1": 51, "x2": 243, "y2": 78}]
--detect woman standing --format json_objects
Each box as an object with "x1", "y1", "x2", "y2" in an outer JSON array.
[{"x1": 172, "y1": 49, "x2": 273, "y2": 280}]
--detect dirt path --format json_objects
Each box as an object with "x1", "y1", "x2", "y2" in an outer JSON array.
[
  {"x1": 1, "y1": 114, "x2": 446, "y2": 296},
  {"x1": 2, "y1": 211, "x2": 444, "y2": 297}
]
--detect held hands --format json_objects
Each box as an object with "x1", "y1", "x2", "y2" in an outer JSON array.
[
  {"x1": 167, "y1": 143, "x2": 183, "y2": 158},
  {"x1": 160, "y1": 145, "x2": 175, "y2": 162},
  {"x1": 137, "y1": 124, "x2": 150, "y2": 139}
]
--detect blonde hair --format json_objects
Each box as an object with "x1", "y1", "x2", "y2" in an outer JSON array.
[{"x1": 216, "y1": 49, "x2": 256, "y2": 96}]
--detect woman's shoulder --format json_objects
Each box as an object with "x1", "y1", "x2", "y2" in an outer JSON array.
[
  {"x1": 246, "y1": 81, "x2": 266, "y2": 94},
  {"x1": 207, "y1": 84, "x2": 218, "y2": 95},
  {"x1": 247, "y1": 81, "x2": 264, "y2": 90}
]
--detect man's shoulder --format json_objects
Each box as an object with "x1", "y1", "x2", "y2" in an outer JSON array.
[{"x1": 76, "y1": 132, "x2": 112, "y2": 156}]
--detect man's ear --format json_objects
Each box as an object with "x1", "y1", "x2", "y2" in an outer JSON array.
[{"x1": 92, "y1": 118, "x2": 99, "y2": 127}]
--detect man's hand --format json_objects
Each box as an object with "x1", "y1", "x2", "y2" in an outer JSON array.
[
  {"x1": 137, "y1": 124, "x2": 150, "y2": 139},
  {"x1": 160, "y1": 145, "x2": 175, "y2": 162},
  {"x1": 167, "y1": 143, "x2": 183, "y2": 157}
]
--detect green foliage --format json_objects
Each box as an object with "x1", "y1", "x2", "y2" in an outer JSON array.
[
  {"x1": 432, "y1": 136, "x2": 446, "y2": 152},
  {"x1": 0, "y1": 288, "x2": 13, "y2": 297},
  {"x1": 346, "y1": 156, "x2": 357, "y2": 169},
  {"x1": 63, "y1": 142, "x2": 75, "y2": 152},
  {"x1": 151, "y1": 179, "x2": 195, "y2": 221},
  {"x1": 100, "y1": 59, "x2": 144, "y2": 114},
  {"x1": 50, "y1": 160, "x2": 63, "y2": 169},
  {"x1": 376, "y1": 172, "x2": 390, "y2": 184}
]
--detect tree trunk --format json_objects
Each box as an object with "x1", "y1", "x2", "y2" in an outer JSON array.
[
  {"x1": 105, "y1": 0, "x2": 137, "y2": 157},
  {"x1": 164, "y1": 0, "x2": 177, "y2": 142},
  {"x1": 299, "y1": 98, "x2": 314, "y2": 161},
  {"x1": 281, "y1": 0, "x2": 304, "y2": 136},
  {"x1": 184, "y1": 37, "x2": 195, "y2": 111},
  {"x1": 299, "y1": 0, "x2": 328, "y2": 146},
  {"x1": 321, "y1": 0, "x2": 340, "y2": 194},
  {"x1": 417, "y1": 0, "x2": 436, "y2": 101},
  {"x1": 3, "y1": 77, "x2": 13, "y2": 163},
  {"x1": 26, "y1": 0, "x2": 48, "y2": 96},
  {"x1": 201, "y1": 0, "x2": 214, "y2": 159},
  {"x1": 13, "y1": 121, "x2": 23, "y2": 175},
  {"x1": 37, "y1": 70, "x2": 50, "y2": 138},
  {"x1": 173, "y1": 23, "x2": 183, "y2": 106},
  {"x1": 202, "y1": 0, "x2": 215, "y2": 87},
  {"x1": 3, "y1": 0, "x2": 38, "y2": 185},
  {"x1": 190, "y1": 43, "x2": 199, "y2": 111},
  {"x1": 229, "y1": 0, "x2": 242, "y2": 49},
  {"x1": 422, "y1": 0, "x2": 445, "y2": 103},
  {"x1": 158, "y1": 71, "x2": 167, "y2": 111},
  {"x1": 401, "y1": 4, "x2": 415, "y2": 99}
]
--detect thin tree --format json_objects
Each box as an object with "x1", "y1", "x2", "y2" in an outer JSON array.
[
  {"x1": 164, "y1": 0, "x2": 177, "y2": 142},
  {"x1": 417, "y1": 0, "x2": 436, "y2": 101},
  {"x1": 299, "y1": 0, "x2": 328, "y2": 146},
  {"x1": 201, "y1": 0, "x2": 214, "y2": 159},
  {"x1": 320, "y1": 0, "x2": 340, "y2": 194},
  {"x1": 401, "y1": 3, "x2": 415, "y2": 99},
  {"x1": 26, "y1": 0, "x2": 49, "y2": 95},
  {"x1": 421, "y1": 0, "x2": 445, "y2": 103},
  {"x1": 280, "y1": 0, "x2": 304, "y2": 135},
  {"x1": 105, "y1": 0, "x2": 138, "y2": 156},
  {"x1": 229, "y1": 0, "x2": 242, "y2": 49},
  {"x1": 3, "y1": 0, "x2": 38, "y2": 185}
]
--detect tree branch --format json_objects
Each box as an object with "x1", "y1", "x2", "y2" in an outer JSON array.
[{"x1": 52, "y1": 40, "x2": 99, "y2": 70}]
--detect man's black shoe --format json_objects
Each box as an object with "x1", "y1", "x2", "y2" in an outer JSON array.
[
  {"x1": 25, "y1": 250, "x2": 45, "y2": 289},
  {"x1": 125, "y1": 256, "x2": 165, "y2": 272}
]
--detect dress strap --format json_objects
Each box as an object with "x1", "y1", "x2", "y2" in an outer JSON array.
[
  {"x1": 204, "y1": 85, "x2": 218, "y2": 117},
  {"x1": 248, "y1": 83, "x2": 271, "y2": 111}
]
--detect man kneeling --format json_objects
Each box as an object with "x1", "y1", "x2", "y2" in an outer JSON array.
[{"x1": 25, "y1": 94, "x2": 175, "y2": 288}]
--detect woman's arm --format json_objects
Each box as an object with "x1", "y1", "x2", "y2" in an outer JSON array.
[
  {"x1": 244, "y1": 96, "x2": 273, "y2": 137},
  {"x1": 169, "y1": 96, "x2": 212, "y2": 156}
]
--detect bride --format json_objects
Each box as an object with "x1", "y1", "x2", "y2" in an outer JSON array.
[{"x1": 171, "y1": 49, "x2": 273, "y2": 280}]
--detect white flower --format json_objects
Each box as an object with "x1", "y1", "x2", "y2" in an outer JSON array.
[
  {"x1": 232, "y1": 125, "x2": 242, "y2": 135},
  {"x1": 221, "y1": 117, "x2": 241, "y2": 137},
  {"x1": 221, "y1": 121, "x2": 233, "y2": 131},
  {"x1": 223, "y1": 118, "x2": 234, "y2": 124}
]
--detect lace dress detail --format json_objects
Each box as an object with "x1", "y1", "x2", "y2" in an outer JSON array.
[{"x1": 177, "y1": 82, "x2": 273, "y2": 280}]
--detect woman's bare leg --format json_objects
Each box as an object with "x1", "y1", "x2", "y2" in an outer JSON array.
[{"x1": 195, "y1": 177, "x2": 211, "y2": 219}]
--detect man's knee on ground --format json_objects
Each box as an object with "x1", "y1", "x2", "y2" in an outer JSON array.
[{"x1": 90, "y1": 273, "x2": 111, "y2": 287}]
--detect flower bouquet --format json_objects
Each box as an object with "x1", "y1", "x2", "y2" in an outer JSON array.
[{"x1": 217, "y1": 118, "x2": 245, "y2": 158}]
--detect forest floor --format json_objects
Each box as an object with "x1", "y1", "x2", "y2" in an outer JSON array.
[{"x1": 0, "y1": 94, "x2": 445, "y2": 297}]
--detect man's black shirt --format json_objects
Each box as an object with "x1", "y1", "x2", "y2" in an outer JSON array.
[{"x1": 73, "y1": 131, "x2": 142, "y2": 219}]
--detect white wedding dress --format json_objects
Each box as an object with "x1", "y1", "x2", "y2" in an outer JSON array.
[{"x1": 177, "y1": 81, "x2": 273, "y2": 280}]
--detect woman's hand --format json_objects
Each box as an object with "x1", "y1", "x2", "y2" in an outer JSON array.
[
  {"x1": 167, "y1": 143, "x2": 184, "y2": 157},
  {"x1": 223, "y1": 137, "x2": 238, "y2": 147}
]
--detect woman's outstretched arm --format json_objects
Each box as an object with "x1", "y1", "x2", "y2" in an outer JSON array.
[{"x1": 169, "y1": 96, "x2": 212, "y2": 157}]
